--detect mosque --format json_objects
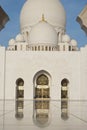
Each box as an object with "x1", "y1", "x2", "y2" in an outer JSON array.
[{"x1": 0, "y1": 0, "x2": 87, "y2": 101}]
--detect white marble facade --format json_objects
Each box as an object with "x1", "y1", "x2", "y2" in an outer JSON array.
[{"x1": 0, "y1": 0, "x2": 87, "y2": 100}]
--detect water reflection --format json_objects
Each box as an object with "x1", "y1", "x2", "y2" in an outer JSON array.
[
  {"x1": 15, "y1": 99, "x2": 24, "y2": 119},
  {"x1": 2, "y1": 100, "x2": 87, "y2": 130},
  {"x1": 61, "y1": 99, "x2": 69, "y2": 120},
  {"x1": 33, "y1": 99, "x2": 50, "y2": 127}
]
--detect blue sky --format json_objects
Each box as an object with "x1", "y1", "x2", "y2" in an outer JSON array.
[{"x1": 0, "y1": 0, "x2": 87, "y2": 48}]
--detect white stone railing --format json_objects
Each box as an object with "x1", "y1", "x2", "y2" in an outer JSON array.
[{"x1": 28, "y1": 45, "x2": 58, "y2": 51}]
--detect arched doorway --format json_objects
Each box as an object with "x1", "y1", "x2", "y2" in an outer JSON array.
[
  {"x1": 35, "y1": 74, "x2": 49, "y2": 98},
  {"x1": 61, "y1": 78, "x2": 69, "y2": 99},
  {"x1": 33, "y1": 70, "x2": 51, "y2": 99},
  {"x1": 15, "y1": 78, "x2": 24, "y2": 119}
]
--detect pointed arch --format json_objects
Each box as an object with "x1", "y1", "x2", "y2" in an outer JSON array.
[
  {"x1": 61, "y1": 78, "x2": 69, "y2": 99},
  {"x1": 33, "y1": 70, "x2": 51, "y2": 99}
]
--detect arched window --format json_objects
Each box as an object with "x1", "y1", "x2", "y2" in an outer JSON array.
[
  {"x1": 16, "y1": 78, "x2": 24, "y2": 86},
  {"x1": 36, "y1": 74, "x2": 49, "y2": 85},
  {"x1": 15, "y1": 78, "x2": 24, "y2": 119},
  {"x1": 69, "y1": 46, "x2": 71, "y2": 51},
  {"x1": 61, "y1": 78, "x2": 69, "y2": 99},
  {"x1": 15, "y1": 45, "x2": 17, "y2": 50},
  {"x1": 49, "y1": 46, "x2": 51, "y2": 51},
  {"x1": 45, "y1": 46, "x2": 48, "y2": 51}
]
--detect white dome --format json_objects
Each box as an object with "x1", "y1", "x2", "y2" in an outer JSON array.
[
  {"x1": 29, "y1": 21, "x2": 57, "y2": 45},
  {"x1": 71, "y1": 39, "x2": 77, "y2": 46},
  {"x1": 9, "y1": 39, "x2": 15, "y2": 45},
  {"x1": 62, "y1": 34, "x2": 71, "y2": 43},
  {"x1": 16, "y1": 34, "x2": 24, "y2": 42},
  {"x1": 20, "y1": 0, "x2": 66, "y2": 32}
]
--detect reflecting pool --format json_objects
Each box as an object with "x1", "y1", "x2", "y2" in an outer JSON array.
[{"x1": 0, "y1": 99, "x2": 87, "y2": 130}]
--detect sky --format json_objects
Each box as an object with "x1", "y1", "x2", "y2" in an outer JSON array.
[{"x1": 0, "y1": 0, "x2": 87, "y2": 48}]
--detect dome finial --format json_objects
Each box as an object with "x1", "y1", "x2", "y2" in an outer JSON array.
[
  {"x1": 41, "y1": 14, "x2": 47, "y2": 22},
  {"x1": 42, "y1": 14, "x2": 45, "y2": 21}
]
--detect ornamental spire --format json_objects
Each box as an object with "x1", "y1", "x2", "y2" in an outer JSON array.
[
  {"x1": 41, "y1": 14, "x2": 47, "y2": 22},
  {"x1": 42, "y1": 14, "x2": 45, "y2": 21}
]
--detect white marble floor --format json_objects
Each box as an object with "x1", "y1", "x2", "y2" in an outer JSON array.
[{"x1": 0, "y1": 100, "x2": 87, "y2": 130}]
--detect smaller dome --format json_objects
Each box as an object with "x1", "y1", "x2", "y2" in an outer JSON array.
[
  {"x1": 71, "y1": 39, "x2": 77, "y2": 46},
  {"x1": 9, "y1": 39, "x2": 15, "y2": 45},
  {"x1": 16, "y1": 34, "x2": 24, "y2": 42},
  {"x1": 29, "y1": 20, "x2": 57, "y2": 45},
  {"x1": 62, "y1": 34, "x2": 71, "y2": 43}
]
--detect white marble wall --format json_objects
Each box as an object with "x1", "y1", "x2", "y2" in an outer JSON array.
[
  {"x1": 4, "y1": 51, "x2": 81, "y2": 100},
  {"x1": 0, "y1": 47, "x2": 5, "y2": 99}
]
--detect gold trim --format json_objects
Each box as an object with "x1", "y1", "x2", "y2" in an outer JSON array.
[{"x1": 40, "y1": 14, "x2": 47, "y2": 22}]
